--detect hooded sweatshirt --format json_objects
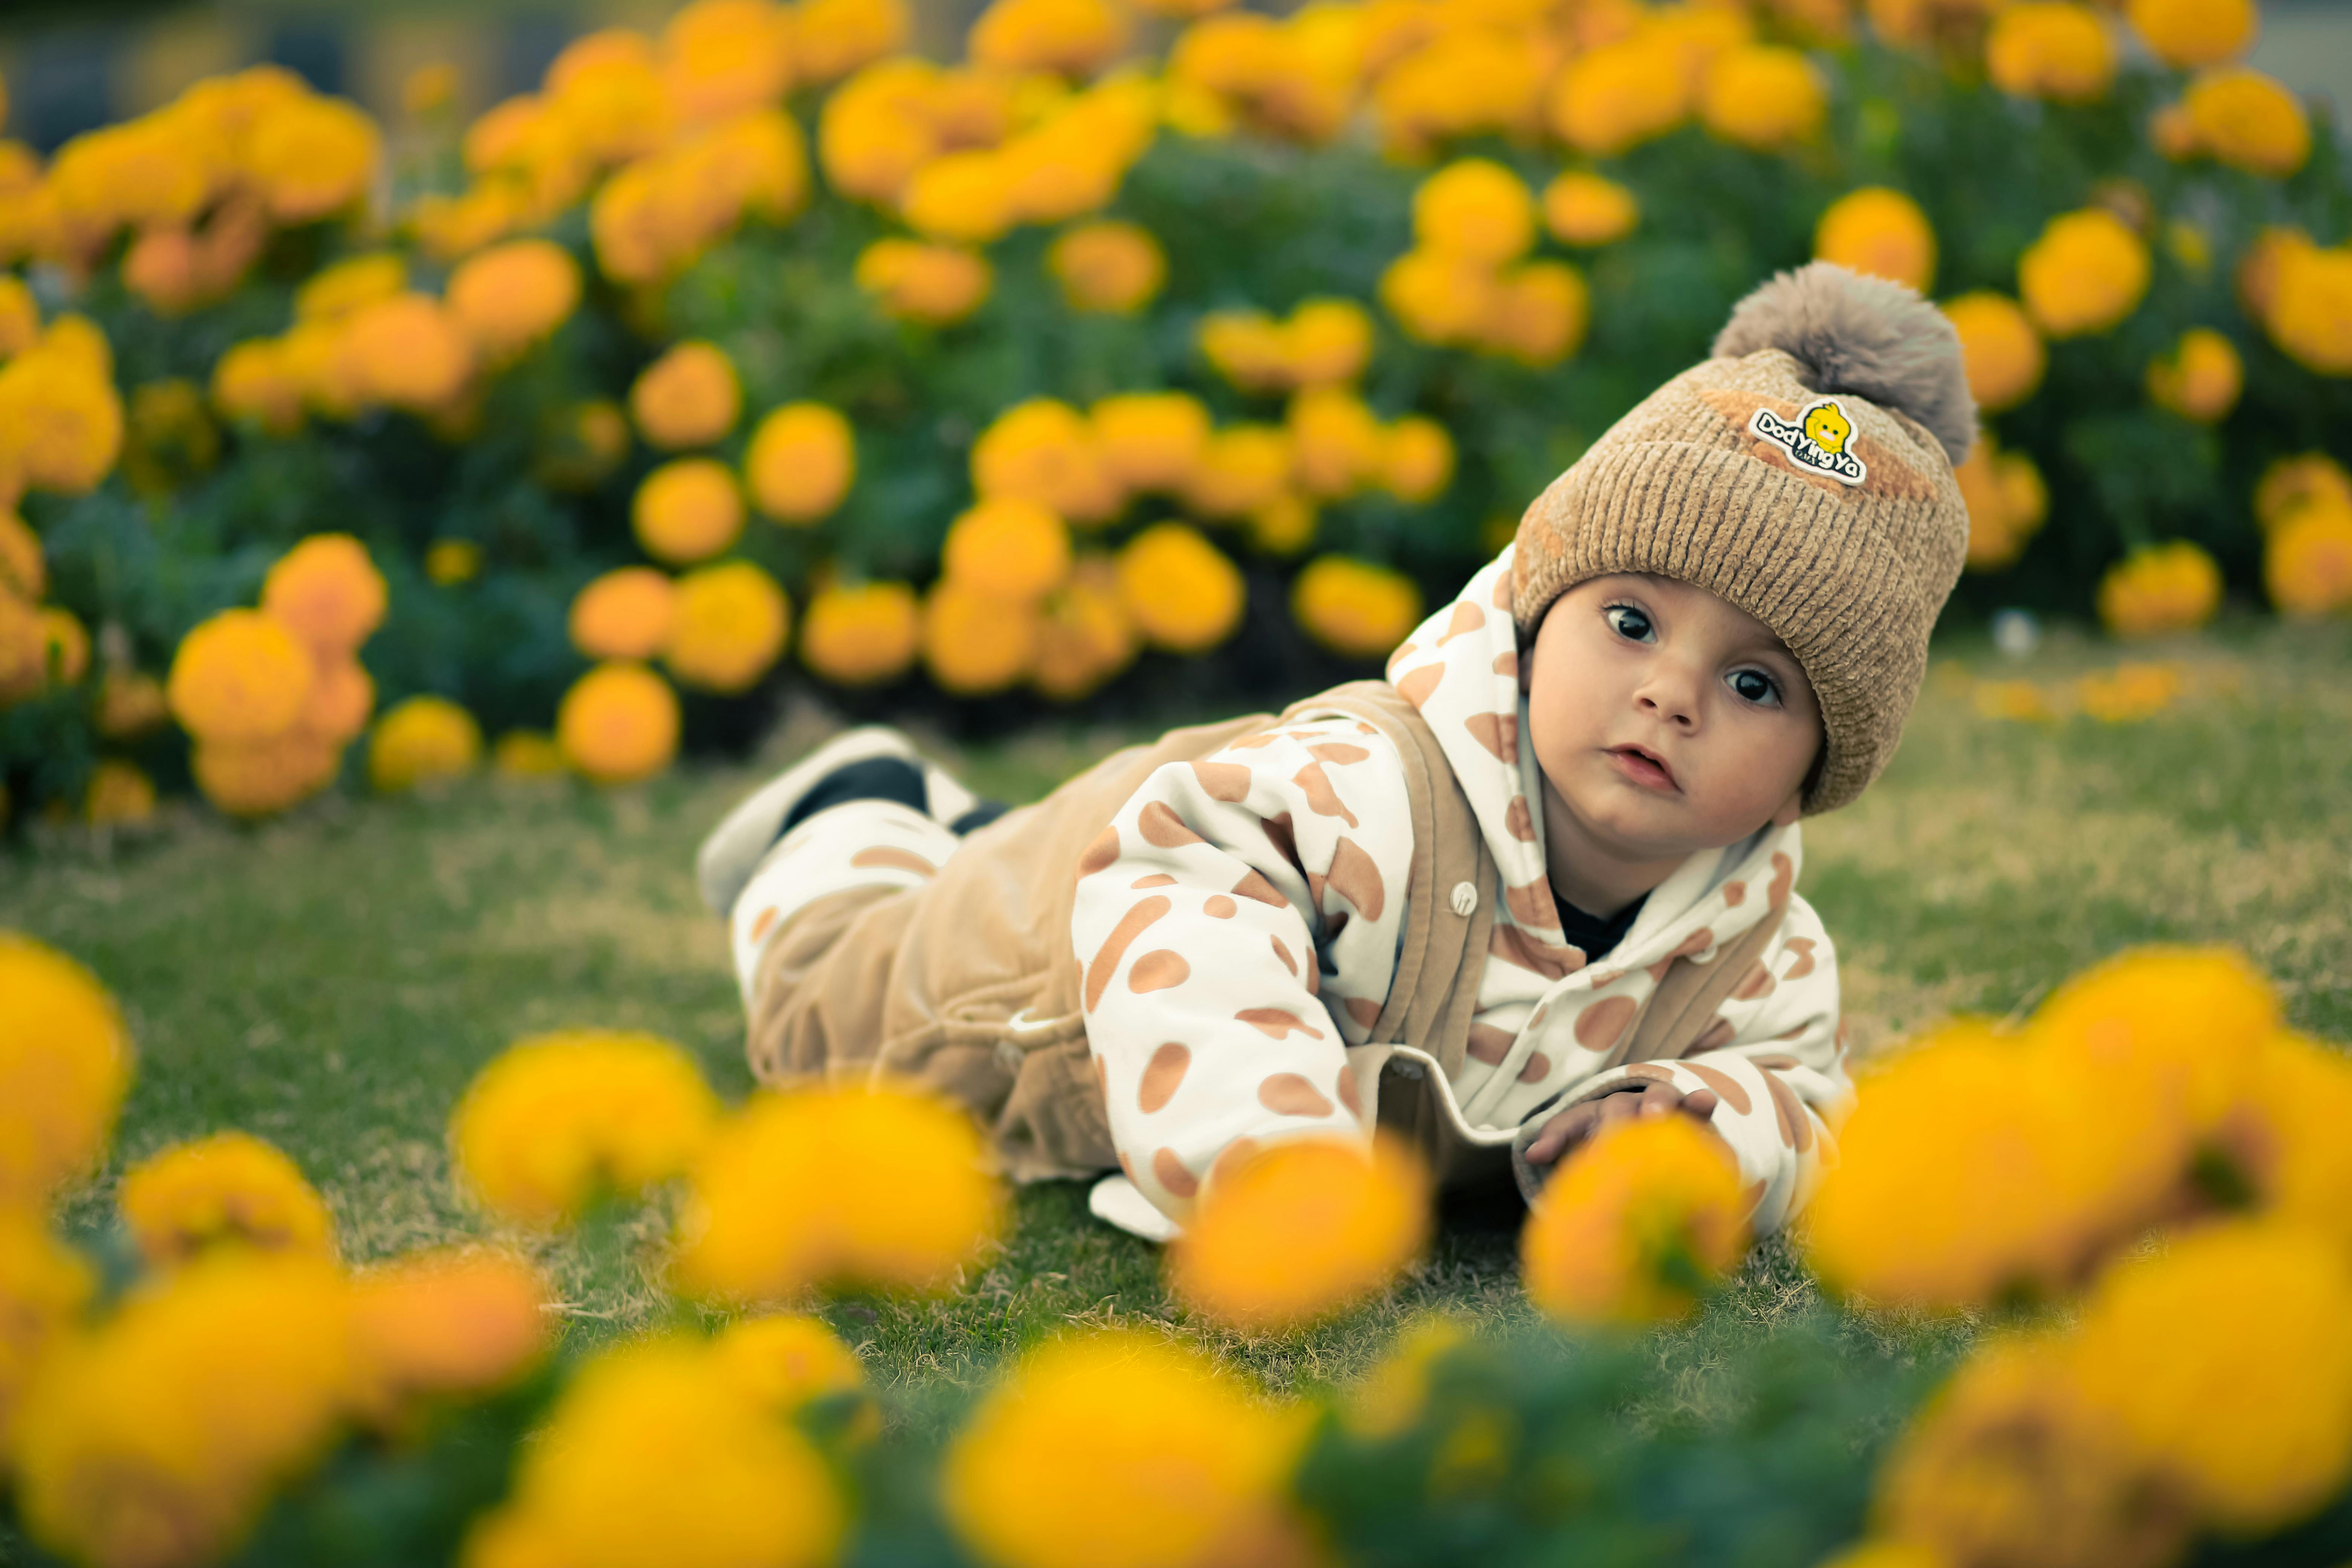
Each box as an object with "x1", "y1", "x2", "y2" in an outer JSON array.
[{"x1": 1072, "y1": 546, "x2": 1852, "y2": 1236}]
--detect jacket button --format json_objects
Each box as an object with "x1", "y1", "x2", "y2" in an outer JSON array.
[{"x1": 1450, "y1": 880, "x2": 1478, "y2": 917}]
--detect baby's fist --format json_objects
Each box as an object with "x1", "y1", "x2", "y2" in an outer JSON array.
[{"x1": 1523, "y1": 1078, "x2": 1721, "y2": 1168}]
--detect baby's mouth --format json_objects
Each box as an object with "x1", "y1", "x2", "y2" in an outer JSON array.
[{"x1": 1606, "y1": 744, "x2": 1679, "y2": 792}]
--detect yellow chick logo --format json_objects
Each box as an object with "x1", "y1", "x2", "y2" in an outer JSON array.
[{"x1": 1802, "y1": 401, "x2": 1852, "y2": 455}]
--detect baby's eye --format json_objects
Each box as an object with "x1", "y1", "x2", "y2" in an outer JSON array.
[
  {"x1": 1603, "y1": 604, "x2": 1654, "y2": 642},
  {"x1": 1729, "y1": 669, "x2": 1782, "y2": 707}
]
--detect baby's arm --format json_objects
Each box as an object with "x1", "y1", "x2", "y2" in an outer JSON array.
[{"x1": 1073, "y1": 717, "x2": 1415, "y2": 1224}]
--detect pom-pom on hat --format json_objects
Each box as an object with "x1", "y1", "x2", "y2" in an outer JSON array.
[{"x1": 1510, "y1": 262, "x2": 1974, "y2": 815}]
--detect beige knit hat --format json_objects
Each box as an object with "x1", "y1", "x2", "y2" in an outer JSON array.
[{"x1": 1511, "y1": 262, "x2": 1975, "y2": 815}]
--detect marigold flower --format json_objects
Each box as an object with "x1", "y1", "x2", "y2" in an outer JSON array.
[
  {"x1": 672, "y1": 1082, "x2": 1003, "y2": 1299},
  {"x1": 1876, "y1": 1332, "x2": 2188, "y2": 1568},
  {"x1": 2255, "y1": 452, "x2": 2352, "y2": 532},
  {"x1": 1047, "y1": 220, "x2": 1165, "y2": 313},
  {"x1": 2144, "y1": 327, "x2": 2241, "y2": 423},
  {"x1": 35, "y1": 607, "x2": 87, "y2": 688},
  {"x1": 118, "y1": 1131, "x2": 334, "y2": 1271},
  {"x1": 1956, "y1": 438, "x2": 2047, "y2": 572},
  {"x1": 491, "y1": 730, "x2": 568, "y2": 778},
  {"x1": 1378, "y1": 248, "x2": 1501, "y2": 349},
  {"x1": 1032, "y1": 557, "x2": 1136, "y2": 700},
  {"x1": 1541, "y1": 170, "x2": 1639, "y2": 248},
  {"x1": 0, "y1": 509, "x2": 42, "y2": 601},
  {"x1": 1287, "y1": 386, "x2": 1384, "y2": 499},
  {"x1": 261, "y1": 534, "x2": 388, "y2": 656},
  {"x1": 336, "y1": 292, "x2": 475, "y2": 414},
  {"x1": 1815, "y1": 187, "x2": 1936, "y2": 294},
  {"x1": 856, "y1": 237, "x2": 994, "y2": 325},
  {"x1": 899, "y1": 149, "x2": 1015, "y2": 244},
  {"x1": 1480, "y1": 259, "x2": 1590, "y2": 368},
  {"x1": 2070, "y1": 662, "x2": 2181, "y2": 723},
  {"x1": 710, "y1": 1314, "x2": 873, "y2": 1430},
  {"x1": 0, "y1": 273, "x2": 40, "y2": 357},
  {"x1": 461, "y1": 1338, "x2": 844, "y2": 1568},
  {"x1": 738, "y1": 401, "x2": 853, "y2": 526},
  {"x1": 2095, "y1": 539, "x2": 2220, "y2": 638},
  {"x1": 1341, "y1": 1315, "x2": 1466, "y2": 1439},
  {"x1": 1702, "y1": 44, "x2": 1825, "y2": 147},
  {"x1": 667, "y1": 560, "x2": 790, "y2": 694},
  {"x1": 1520, "y1": 1112, "x2": 1747, "y2": 1325},
  {"x1": 1195, "y1": 310, "x2": 1289, "y2": 393},
  {"x1": 1170, "y1": 1135, "x2": 1429, "y2": 1331},
  {"x1": 800, "y1": 579, "x2": 921, "y2": 686},
  {"x1": 1548, "y1": 34, "x2": 1688, "y2": 157},
  {"x1": 14, "y1": 1254, "x2": 353, "y2": 1568},
  {"x1": 245, "y1": 92, "x2": 380, "y2": 222},
  {"x1": 1116, "y1": 521, "x2": 1245, "y2": 653},
  {"x1": 368, "y1": 695, "x2": 483, "y2": 793},
  {"x1": 943, "y1": 1330, "x2": 1311, "y2": 1568},
  {"x1": 1412, "y1": 159, "x2": 1534, "y2": 265},
  {"x1": 2073, "y1": 1219, "x2": 2352, "y2": 1532},
  {"x1": 796, "y1": 0, "x2": 912, "y2": 83},
  {"x1": 1092, "y1": 392, "x2": 1210, "y2": 494},
  {"x1": 1942, "y1": 292, "x2": 2045, "y2": 413},
  {"x1": 425, "y1": 540, "x2": 482, "y2": 586},
  {"x1": 630, "y1": 340, "x2": 741, "y2": 450},
  {"x1": 1986, "y1": 3, "x2": 2115, "y2": 103},
  {"x1": 922, "y1": 580, "x2": 1038, "y2": 693},
  {"x1": 1180, "y1": 424, "x2": 1292, "y2": 520},
  {"x1": 557, "y1": 662, "x2": 681, "y2": 785},
  {"x1": 2127, "y1": 0, "x2": 2254, "y2": 68},
  {"x1": 1293, "y1": 555, "x2": 1424, "y2": 659},
  {"x1": 167, "y1": 608, "x2": 313, "y2": 743},
  {"x1": 571, "y1": 567, "x2": 678, "y2": 660},
  {"x1": 1282, "y1": 297, "x2": 1376, "y2": 387},
  {"x1": 446, "y1": 238, "x2": 582, "y2": 362},
  {"x1": 0, "y1": 1214, "x2": 93, "y2": 1465},
  {"x1": 348, "y1": 1249, "x2": 548, "y2": 1419},
  {"x1": 2032, "y1": 945, "x2": 2277, "y2": 1138},
  {"x1": 0, "y1": 343, "x2": 125, "y2": 495},
  {"x1": 661, "y1": 0, "x2": 796, "y2": 124},
  {"x1": 452, "y1": 1029, "x2": 718, "y2": 1229},
  {"x1": 211, "y1": 338, "x2": 305, "y2": 436},
  {"x1": 83, "y1": 760, "x2": 158, "y2": 827},
  {"x1": 0, "y1": 932, "x2": 132, "y2": 1207},
  {"x1": 633, "y1": 458, "x2": 746, "y2": 567},
  {"x1": 943, "y1": 497, "x2": 1074, "y2": 604},
  {"x1": 297, "y1": 254, "x2": 407, "y2": 324},
  {"x1": 1377, "y1": 415, "x2": 1453, "y2": 505},
  {"x1": 2265, "y1": 241, "x2": 2352, "y2": 376},
  {"x1": 969, "y1": 0, "x2": 1130, "y2": 77},
  {"x1": 0, "y1": 593, "x2": 41, "y2": 708},
  {"x1": 2225, "y1": 1032, "x2": 2352, "y2": 1255},
  {"x1": 291, "y1": 656, "x2": 372, "y2": 746},
  {"x1": 2183, "y1": 66, "x2": 2309, "y2": 178},
  {"x1": 93, "y1": 672, "x2": 167, "y2": 743},
  {"x1": 191, "y1": 731, "x2": 342, "y2": 818},
  {"x1": 2020, "y1": 207, "x2": 2150, "y2": 339},
  {"x1": 972, "y1": 397, "x2": 1121, "y2": 523},
  {"x1": 2265, "y1": 502, "x2": 2352, "y2": 617}
]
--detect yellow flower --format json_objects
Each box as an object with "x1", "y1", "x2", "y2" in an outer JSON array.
[
  {"x1": 800, "y1": 579, "x2": 922, "y2": 686},
  {"x1": 661, "y1": 0, "x2": 795, "y2": 125},
  {"x1": 0, "y1": 933, "x2": 132, "y2": 1207},
  {"x1": 2095, "y1": 540, "x2": 2220, "y2": 638},
  {"x1": 1293, "y1": 555, "x2": 1424, "y2": 659},
  {"x1": 463, "y1": 1338, "x2": 844, "y2": 1568},
  {"x1": 0, "y1": 341, "x2": 125, "y2": 496},
  {"x1": 118, "y1": 1131, "x2": 334, "y2": 1271},
  {"x1": 1197, "y1": 309, "x2": 1292, "y2": 393},
  {"x1": 296, "y1": 254, "x2": 407, "y2": 326},
  {"x1": 900, "y1": 149, "x2": 1016, "y2": 244},
  {"x1": 571, "y1": 567, "x2": 677, "y2": 661},
  {"x1": 0, "y1": 273, "x2": 41, "y2": 357},
  {"x1": 969, "y1": 0, "x2": 1130, "y2": 78},
  {"x1": 2019, "y1": 208, "x2": 2150, "y2": 339},
  {"x1": 1521, "y1": 1112, "x2": 1748, "y2": 1326},
  {"x1": 1179, "y1": 423, "x2": 1292, "y2": 520},
  {"x1": 1942, "y1": 292, "x2": 2045, "y2": 413},
  {"x1": 425, "y1": 540, "x2": 481, "y2": 586},
  {"x1": 1541, "y1": 170, "x2": 1639, "y2": 248},
  {"x1": 2255, "y1": 452, "x2": 2352, "y2": 532},
  {"x1": 2128, "y1": 0, "x2": 2254, "y2": 69},
  {"x1": 855, "y1": 237, "x2": 994, "y2": 325},
  {"x1": 211, "y1": 338, "x2": 305, "y2": 436},
  {"x1": 1287, "y1": 386, "x2": 1383, "y2": 499},
  {"x1": 451, "y1": 1029, "x2": 719, "y2": 1229},
  {"x1": 795, "y1": 0, "x2": 912, "y2": 84},
  {"x1": 972, "y1": 397, "x2": 1121, "y2": 524},
  {"x1": 2265, "y1": 501, "x2": 2352, "y2": 617},
  {"x1": 1875, "y1": 1332, "x2": 2187, "y2": 1568},
  {"x1": 1380, "y1": 415, "x2": 1454, "y2": 504},
  {"x1": 1970, "y1": 677, "x2": 2055, "y2": 722},
  {"x1": 1378, "y1": 248, "x2": 1501, "y2": 349},
  {"x1": 557, "y1": 662, "x2": 682, "y2": 784},
  {"x1": 1118, "y1": 522, "x2": 1245, "y2": 654},
  {"x1": 2073, "y1": 661, "x2": 2183, "y2": 723},
  {"x1": 0, "y1": 1214, "x2": 93, "y2": 1468},
  {"x1": 1092, "y1": 392, "x2": 1210, "y2": 495},
  {"x1": 1547, "y1": 34, "x2": 1688, "y2": 158},
  {"x1": 1815, "y1": 187, "x2": 1936, "y2": 294},
  {"x1": 1986, "y1": 3, "x2": 2115, "y2": 103},
  {"x1": 943, "y1": 497, "x2": 1074, "y2": 603},
  {"x1": 630, "y1": 340, "x2": 741, "y2": 450},
  {"x1": 244, "y1": 92, "x2": 380, "y2": 223},
  {"x1": 35, "y1": 606, "x2": 88, "y2": 689},
  {"x1": 349, "y1": 1248, "x2": 548, "y2": 1420},
  {"x1": 1047, "y1": 220, "x2": 1165, "y2": 314},
  {"x1": 83, "y1": 760, "x2": 157, "y2": 827},
  {"x1": 337, "y1": 292, "x2": 476, "y2": 414},
  {"x1": 2145, "y1": 327, "x2": 2241, "y2": 423},
  {"x1": 1342, "y1": 1315, "x2": 1466, "y2": 1439},
  {"x1": 2265, "y1": 240, "x2": 2352, "y2": 376},
  {"x1": 15, "y1": 1254, "x2": 353, "y2": 1568},
  {"x1": 666, "y1": 560, "x2": 790, "y2": 694},
  {"x1": 671, "y1": 1082, "x2": 1004, "y2": 1300},
  {"x1": 1032, "y1": 557, "x2": 1137, "y2": 701},
  {"x1": 1412, "y1": 159, "x2": 1534, "y2": 265},
  {"x1": 2073, "y1": 1219, "x2": 2352, "y2": 1532},
  {"x1": 96, "y1": 671, "x2": 171, "y2": 741},
  {"x1": 710, "y1": 1314, "x2": 876, "y2": 1434},
  {"x1": 0, "y1": 509, "x2": 43, "y2": 601},
  {"x1": 922, "y1": 580, "x2": 1039, "y2": 694},
  {"x1": 2227, "y1": 1032, "x2": 2352, "y2": 1256},
  {"x1": 1478, "y1": 259, "x2": 1590, "y2": 368},
  {"x1": 1701, "y1": 45, "x2": 1825, "y2": 148},
  {"x1": 633, "y1": 458, "x2": 746, "y2": 567},
  {"x1": 745, "y1": 401, "x2": 855, "y2": 524},
  {"x1": 367, "y1": 695, "x2": 483, "y2": 793},
  {"x1": 1169, "y1": 1134, "x2": 1429, "y2": 1331},
  {"x1": 941, "y1": 1330, "x2": 1311, "y2": 1568},
  {"x1": 446, "y1": 238, "x2": 582, "y2": 362},
  {"x1": 167, "y1": 608, "x2": 313, "y2": 742},
  {"x1": 1282, "y1": 297, "x2": 1375, "y2": 387},
  {"x1": 2032, "y1": 944, "x2": 2278, "y2": 1139},
  {"x1": 2183, "y1": 66, "x2": 2309, "y2": 177},
  {"x1": 298, "y1": 656, "x2": 374, "y2": 749},
  {"x1": 491, "y1": 730, "x2": 568, "y2": 778},
  {"x1": 262, "y1": 534, "x2": 388, "y2": 657},
  {"x1": 190, "y1": 731, "x2": 342, "y2": 818}
]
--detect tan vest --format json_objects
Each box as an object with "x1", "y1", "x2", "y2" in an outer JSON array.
[{"x1": 746, "y1": 680, "x2": 1779, "y2": 1187}]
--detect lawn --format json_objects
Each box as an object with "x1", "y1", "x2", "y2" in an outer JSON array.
[{"x1": 8, "y1": 620, "x2": 2349, "y2": 1400}]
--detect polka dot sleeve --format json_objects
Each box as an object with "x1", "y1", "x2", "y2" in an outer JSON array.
[{"x1": 1071, "y1": 717, "x2": 1416, "y2": 1224}]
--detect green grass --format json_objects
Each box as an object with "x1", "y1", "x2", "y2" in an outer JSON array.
[{"x1": 7, "y1": 620, "x2": 2349, "y2": 1400}]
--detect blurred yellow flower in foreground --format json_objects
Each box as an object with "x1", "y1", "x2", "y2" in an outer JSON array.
[
  {"x1": 1381, "y1": 414, "x2": 1453, "y2": 504},
  {"x1": 1180, "y1": 423, "x2": 1292, "y2": 520},
  {"x1": 368, "y1": 695, "x2": 484, "y2": 793},
  {"x1": 2144, "y1": 326, "x2": 2241, "y2": 423},
  {"x1": 0, "y1": 1215, "x2": 93, "y2": 1467},
  {"x1": 1118, "y1": 521, "x2": 1245, "y2": 653},
  {"x1": 710, "y1": 1313, "x2": 870, "y2": 1424},
  {"x1": 118, "y1": 1131, "x2": 334, "y2": 1270},
  {"x1": 191, "y1": 730, "x2": 342, "y2": 818},
  {"x1": 942, "y1": 1330, "x2": 1312, "y2": 1568},
  {"x1": 1047, "y1": 219, "x2": 1165, "y2": 314},
  {"x1": 2033, "y1": 944, "x2": 2277, "y2": 1138},
  {"x1": 1986, "y1": 3, "x2": 2115, "y2": 104},
  {"x1": 1814, "y1": 187, "x2": 1936, "y2": 294},
  {"x1": 348, "y1": 1248, "x2": 547, "y2": 1421},
  {"x1": 1548, "y1": 34, "x2": 1689, "y2": 158},
  {"x1": 801, "y1": 579, "x2": 922, "y2": 686},
  {"x1": 571, "y1": 566, "x2": 677, "y2": 661},
  {"x1": 2265, "y1": 502, "x2": 2352, "y2": 617},
  {"x1": 1521, "y1": 1112, "x2": 1748, "y2": 1326},
  {"x1": 1341, "y1": 1314, "x2": 1465, "y2": 1439},
  {"x1": 2019, "y1": 208, "x2": 2149, "y2": 338},
  {"x1": 672, "y1": 1081, "x2": 1004, "y2": 1300},
  {"x1": 746, "y1": 401, "x2": 856, "y2": 524},
  {"x1": 1293, "y1": 554, "x2": 1423, "y2": 660},
  {"x1": 1941, "y1": 292, "x2": 2044, "y2": 413},
  {"x1": 15, "y1": 1254, "x2": 352, "y2": 1568},
  {"x1": 451, "y1": 1029, "x2": 720, "y2": 1227},
  {"x1": 630, "y1": 339, "x2": 741, "y2": 450},
  {"x1": 1288, "y1": 385, "x2": 1384, "y2": 499},
  {"x1": 2072, "y1": 661, "x2": 2182, "y2": 723},
  {"x1": 0, "y1": 932, "x2": 133, "y2": 1207},
  {"x1": 1541, "y1": 170, "x2": 1639, "y2": 249},
  {"x1": 969, "y1": 0, "x2": 1130, "y2": 77},
  {"x1": 463, "y1": 1337, "x2": 844, "y2": 1568},
  {"x1": 2128, "y1": 0, "x2": 2254, "y2": 68},
  {"x1": 2095, "y1": 539, "x2": 2220, "y2": 638},
  {"x1": 1171, "y1": 1134, "x2": 1429, "y2": 1332},
  {"x1": 2227, "y1": 1032, "x2": 2352, "y2": 1257},
  {"x1": 666, "y1": 559, "x2": 791, "y2": 694}
]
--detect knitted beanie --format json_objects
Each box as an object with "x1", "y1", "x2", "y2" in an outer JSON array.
[{"x1": 1510, "y1": 262, "x2": 1975, "y2": 815}]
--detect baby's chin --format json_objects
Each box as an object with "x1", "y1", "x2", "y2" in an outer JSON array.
[{"x1": 1555, "y1": 775, "x2": 1767, "y2": 862}]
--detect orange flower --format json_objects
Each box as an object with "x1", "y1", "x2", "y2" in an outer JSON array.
[
  {"x1": 2265, "y1": 504, "x2": 2352, "y2": 617},
  {"x1": 665, "y1": 560, "x2": 791, "y2": 694},
  {"x1": 2264, "y1": 240, "x2": 2352, "y2": 375},
  {"x1": 1046, "y1": 220, "x2": 1165, "y2": 314},
  {"x1": 2018, "y1": 208, "x2": 2149, "y2": 338},
  {"x1": 1522, "y1": 1113, "x2": 1748, "y2": 1325},
  {"x1": 1282, "y1": 298, "x2": 1375, "y2": 387},
  {"x1": 83, "y1": 760, "x2": 157, "y2": 827},
  {"x1": 1179, "y1": 424, "x2": 1292, "y2": 520},
  {"x1": 1171, "y1": 1135, "x2": 1429, "y2": 1331},
  {"x1": 1092, "y1": 392, "x2": 1210, "y2": 494},
  {"x1": 943, "y1": 497, "x2": 1073, "y2": 602},
  {"x1": 1942, "y1": 292, "x2": 2045, "y2": 412},
  {"x1": 855, "y1": 238, "x2": 993, "y2": 325},
  {"x1": 1032, "y1": 557, "x2": 1136, "y2": 701},
  {"x1": 921, "y1": 580, "x2": 1038, "y2": 694},
  {"x1": 1412, "y1": 159, "x2": 1534, "y2": 265},
  {"x1": 337, "y1": 294, "x2": 475, "y2": 414},
  {"x1": 244, "y1": 93, "x2": 381, "y2": 223},
  {"x1": 2145, "y1": 328, "x2": 2242, "y2": 423},
  {"x1": 2183, "y1": 67, "x2": 2310, "y2": 178},
  {"x1": 1197, "y1": 309, "x2": 1292, "y2": 392},
  {"x1": 557, "y1": 661, "x2": 680, "y2": 784},
  {"x1": 900, "y1": 149, "x2": 1015, "y2": 244},
  {"x1": 368, "y1": 695, "x2": 483, "y2": 792},
  {"x1": 571, "y1": 567, "x2": 677, "y2": 660},
  {"x1": 167, "y1": 609, "x2": 314, "y2": 743},
  {"x1": 299, "y1": 657, "x2": 375, "y2": 746},
  {"x1": 261, "y1": 534, "x2": 387, "y2": 656},
  {"x1": 1547, "y1": 34, "x2": 1687, "y2": 158},
  {"x1": 2128, "y1": 0, "x2": 2254, "y2": 68},
  {"x1": 1479, "y1": 260, "x2": 1589, "y2": 367},
  {"x1": 971, "y1": 398, "x2": 1120, "y2": 523},
  {"x1": 1378, "y1": 248, "x2": 1498, "y2": 348},
  {"x1": 1116, "y1": 522, "x2": 1243, "y2": 653},
  {"x1": 1701, "y1": 45, "x2": 1825, "y2": 147},
  {"x1": 2254, "y1": 452, "x2": 2352, "y2": 533},
  {"x1": 349, "y1": 1250, "x2": 549, "y2": 1418},
  {"x1": 968, "y1": 0, "x2": 1130, "y2": 78},
  {"x1": 1287, "y1": 387, "x2": 1383, "y2": 500},
  {"x1": 744, "y1": 402, "x2": 855, "y2": 524},
  {"x1": 1541, "y1": 170, "x2": 1639, "y2": 248},
  {"x1": 661, "y1": 0, "x2": 796, "y2": 124},
  {"x1": 2095, "y1": 541, "x2": 2222, "y2": 639},
  {"x1": 1815, "y1": 187, "x2": 1936, "y2": 293},
  {"x1": 1986, "y1": 3, "x2": 2116, "y2": 104},
  {"x1": 800, "y1": 580, "x2": 921, "y2": 686},
  {"x1": 190, "y1": 730, "x2": 342, "y2": 818},
  {"x1": 633, "y1": 459, "x2": 746, "y2": 565},
  {"x1": 446, "y1": 239, "x2": 582, "y2": 361},
  {"x1": 630, "y1": 340, "x2": 741, "y2": 449},
  {"x1": 0, "y1": 510, "x2": 40, "y2": 600},
  {"x1": 1292, "y1": 555, "x2": 1423, "y2": 659},
  {"x1": 795, "y1": 0, "x2": 911, "y2": 84}
]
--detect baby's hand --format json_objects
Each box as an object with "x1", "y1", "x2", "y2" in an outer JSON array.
[{"x1": 1523, "y1": 1078, "x2": 1722, "y2": 1168}]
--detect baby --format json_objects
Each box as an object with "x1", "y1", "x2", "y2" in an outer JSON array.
[{"x1": 695, "y1": 262, "x2": 1975, "y2": 1240}]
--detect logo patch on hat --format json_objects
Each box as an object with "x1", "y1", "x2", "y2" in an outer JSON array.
[{"x1": 1749, "y1": 397, "x2": 1867, "y2": 487}]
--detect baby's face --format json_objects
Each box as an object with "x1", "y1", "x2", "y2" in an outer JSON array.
[{"x1": 1522, "y1": 573, "x2": 1822, "y2": 869}]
